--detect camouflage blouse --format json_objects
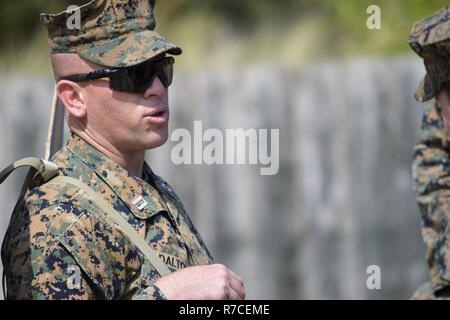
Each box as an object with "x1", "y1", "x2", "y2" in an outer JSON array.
[
  {"x1": 2, "y1": 134, "x2": 213, "y2": 299},
  {"x1": 412, "y1": 101, "x2": 450, "y2": 299}
]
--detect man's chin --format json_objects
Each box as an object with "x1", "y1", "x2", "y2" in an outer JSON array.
[{"x1": 142, "y1": 133, "x2": 169, "y2": 150}]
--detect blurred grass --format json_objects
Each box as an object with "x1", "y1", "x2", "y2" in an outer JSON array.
[{"x1": 0, "y1": 0, "x2": 446, "y2": 73}]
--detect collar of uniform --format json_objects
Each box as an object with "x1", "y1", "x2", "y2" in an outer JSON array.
[{"x1": 65, "y1": 134, "x2": 167, "y2": 220}]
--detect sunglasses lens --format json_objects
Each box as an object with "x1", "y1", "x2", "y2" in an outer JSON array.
[
  {"x1": 158, "y1": 59, "x2": 174, "y2": 88},
  {"x1": 109, "y1": 70, "x2": 137, "y2": 92},
  {"x1": 109, "y1": 57, "x2": 174, "y2": 93}
]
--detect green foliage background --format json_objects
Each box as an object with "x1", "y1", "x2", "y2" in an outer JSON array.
[{"x1": 0, "y1": 0, "x2": 445, "y2": 72}]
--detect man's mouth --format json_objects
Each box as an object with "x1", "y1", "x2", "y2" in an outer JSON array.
[{"x1": 143, "y1": 108, "x2": 169, "y2": 124}]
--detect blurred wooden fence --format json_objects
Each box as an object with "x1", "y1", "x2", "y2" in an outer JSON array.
[{"x1": 0, "y1": 56, "x2": 429, "y2": 299}]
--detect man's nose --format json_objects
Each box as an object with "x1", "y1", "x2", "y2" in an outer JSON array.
[{"x1": 143, "y1": 76, "x2": 166, "y2": 99}]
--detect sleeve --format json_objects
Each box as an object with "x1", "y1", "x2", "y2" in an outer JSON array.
[{"x1": 412, "y1": 100, "x2": 450, "y2": 296}]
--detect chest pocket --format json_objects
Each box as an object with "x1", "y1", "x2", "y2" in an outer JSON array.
[{"x1": 58, "y1": 220, "x2": 117, "y2": 299}]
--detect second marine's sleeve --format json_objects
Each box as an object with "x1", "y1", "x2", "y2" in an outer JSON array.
[{"x1": 412, "y1": 101, "x2": 450, "y2": 294}]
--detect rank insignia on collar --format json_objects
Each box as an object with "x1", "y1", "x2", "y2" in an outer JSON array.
[{"x1": 132, "y1": 195, "x2": 148, "y2": 211}]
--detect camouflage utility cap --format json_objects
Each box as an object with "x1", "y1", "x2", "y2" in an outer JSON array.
[
  {"x1": 409, "y1": 5, "x2": 450, "y2": 102},
  {"x1": 40, "y1": 0, "x2": 182, "y2": 68}
]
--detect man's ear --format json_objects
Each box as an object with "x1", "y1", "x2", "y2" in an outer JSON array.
[{"x1": 56, "y1": 80, "x2": 87, "y2": 118}]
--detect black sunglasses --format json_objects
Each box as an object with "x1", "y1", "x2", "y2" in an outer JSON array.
[{"x1": 58, "y1": 57, "x2": 174, "y2": 93}]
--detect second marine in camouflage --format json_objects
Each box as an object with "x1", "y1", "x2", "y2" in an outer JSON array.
[{"x1": 409, "y1": 5, "x2": 450, "y2": 299}]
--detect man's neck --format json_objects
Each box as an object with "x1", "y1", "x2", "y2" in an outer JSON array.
[{"x1": 73, "y1": 130, "x2": 145, "y2": 178}]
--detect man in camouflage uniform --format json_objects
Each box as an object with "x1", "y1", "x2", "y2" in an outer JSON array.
[
  {"x1": 409, "y1": 6, "x2": 450, "y2": 299},
  {"x1": 1, "y1": 0, "x2": 245, "y2": 300}
]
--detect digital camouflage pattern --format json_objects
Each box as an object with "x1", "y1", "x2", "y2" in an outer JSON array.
[
  {"x1": 40, "y1": 0, "x2": 181, "y2": 67},
  {"x1": 410, "y1": 6, "x2": 450, "y2": 299},
  {"x1": 1, "y1": 134, "x2": 213, "y2": 299},
  {"x1": 408, "y1": 5, "x2": 450, "y2": 102},
  {"x1": 412, "y1": 101, "x2": 450, "y2": 299}
]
